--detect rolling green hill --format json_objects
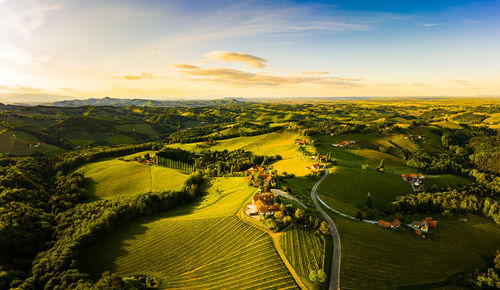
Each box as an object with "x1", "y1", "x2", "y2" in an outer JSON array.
[
  {"x1": 81, "y1": 178, "x2": 298, "y2": 289},
  {"x1": 335, "y1": 215, "x2": 500, "y2": 289},
  {"x1": 80, "y1": 152, "x2": 190, "y2": 199},
  {"x1": 0, "y1": 127, "x2": 65, "y2": 155}
]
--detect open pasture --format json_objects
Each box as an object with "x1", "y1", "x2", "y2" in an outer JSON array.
[{"x1": 79, "y1": 153, "x2": 189, "y2": 198}]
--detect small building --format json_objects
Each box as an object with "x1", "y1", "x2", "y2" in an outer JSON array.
[
  {"x1": 376, "y1": 218, "x2": 401, "y2": 230},
  {"x1": 295, "y1": 139, "x2": 309, "y2": 145},
  {"x1": 376, "y1": 220, "x2": 392, "y2": 229},
  {"x1": 391, "y1": 219, "x2": 401, "y2": 229},
  {"x1": 332, "y1": 140, "x2": 356, "y2": 147},
  {"x1": 253, "y1": 193, "x2": 280, "y2": 215},
  {"x1": 246, "y1": 166, "x2": 265, "y2": 173},
  {"x1": 311, "y1": 163, "x2": 322, "y2": 170},
  {"x1": 28, "y1": 142, "x2": 41, "y2": 148}
]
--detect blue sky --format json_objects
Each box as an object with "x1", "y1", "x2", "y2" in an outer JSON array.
[{"x1": 0, "y1": 0, "x2": 499, "y2": 102}]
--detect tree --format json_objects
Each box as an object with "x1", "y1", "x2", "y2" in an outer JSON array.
[
  {"x1": 377, "y1": 159, "x2": 385, "y2": 172},
  {"x1": 356, "y1": 211, "x2": 363, "y2": 220},
  {"x1": 309, "y1": 270, "x2": 318, "y2": 282},
  {"x1": 294, "y1": 208, "x2": 305, "y2": 221},
  {"x1": 316, "y1": 269, "x2": 327, "y2": 283},
  {"x1": 367, "y1": 192, "x2": 373, "y2": 209},
  {"x1": 319, "y1": 221, "x2": 330, "y2": 235}
]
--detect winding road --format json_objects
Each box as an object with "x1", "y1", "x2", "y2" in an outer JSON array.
[{"x1": 311, "y1": 168, "x2": 341, "y2": 290}]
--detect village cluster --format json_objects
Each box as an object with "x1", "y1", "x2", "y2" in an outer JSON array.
[{"x1": 375, "y1": 217, "x2": 438, "y2": 239}]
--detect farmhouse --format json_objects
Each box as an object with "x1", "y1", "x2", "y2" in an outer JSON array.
[
  {"x1": 295, "y1": 139, "x2": 309, "y2": 145},
  {"x1": 28, "y1": 142, "x2": 41, "y2": 148},
  {"x1": 332, "y1": 140, "x2": 355, "y2": 147},
  {"x1": 410, "y1": 217, "x2": 437, "y2": 234},
  {"x1": 246, "y1": 166, "x2": 265, "y2": 173},
  {"x1": 402, "y1": 173, "x2": 425, "y2": 186},
  {"x1": 252, "y1": 193, "x2": 280, "y2": 215},
  {"x1": 306, "y1": 163, "x2": 323, "y2": 171},
  {"x1": 376, "y1": 219, "x2": 401, "y2": 230}
]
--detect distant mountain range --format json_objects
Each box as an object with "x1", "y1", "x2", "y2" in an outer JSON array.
[{"x1": 42, "y1": 97, "x2": 246, "y2": 107}]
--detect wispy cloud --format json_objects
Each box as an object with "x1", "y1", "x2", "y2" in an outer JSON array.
[
  {"x1": 173, "y1": 63, "x2": 362, "y2": 87},
  {"x1": 451, "y1": 79, "x2": 471, "y2": 85},
  {"x1": 0, "y1": 0, "x2": 62, "y2": 37},
  {"x1": 464, "y1": 20, "x2": 484, "y2": 25},
  {"x1": 162, "y1": 4, "x2": 374, "y2": 47},
  {"x1": 376, "y1": 82, "x2": 428, "y2": 87},
  {"x1": 302, "y1": 71, "x2": 328, "y2": 75},
  {"x1": 115, "y1": 73, "x2": 155, "y2": 80},
  {"x1": 205, "y1": 51, "x2": 267, "y2": 68},
  {"x1": 419, "y1": 23, "x2": 440, "y2": 27}
]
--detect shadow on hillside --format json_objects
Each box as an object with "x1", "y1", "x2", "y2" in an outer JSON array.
[
  {"x1": 79, "y1": 195, "x2": 208, "y2": 280},
  {"x1": 83, "y1": 177, "x2": 99, "y2": 200}
]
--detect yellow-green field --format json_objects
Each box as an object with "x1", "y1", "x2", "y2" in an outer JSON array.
[
  {"x1": 80, "y1": 153, "x2": 190, "y2": 198},
  {"x1": 81, "y1": 178, "x2": 297, "y2": 289}
]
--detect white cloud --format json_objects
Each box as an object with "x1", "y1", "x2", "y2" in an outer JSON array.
[
  {"x1": 0, "y1": 43, "x2": 33, "y2": 65},
  {"x1": 205, "y1": 51, "x2": 267, "y2": 68}
]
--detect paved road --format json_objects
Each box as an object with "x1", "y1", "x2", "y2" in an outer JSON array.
[
  {"x1": 270, "y1": 189, "x2": 308, "y2": 209},
  {"x1": 311, "y1": 169, "x2": 341, "y2": 290}
]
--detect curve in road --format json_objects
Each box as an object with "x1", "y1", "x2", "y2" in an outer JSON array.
[{"x1": 311, "y1": 168, "x2": 341, "y2": 290}]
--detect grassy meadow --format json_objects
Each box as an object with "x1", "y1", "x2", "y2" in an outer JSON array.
[
  {"x1": 79, "y1": 153, "x2": 190, "y2": 199},
  {"x1": 81, "y1": 178, "x2": 297, "y2": 289}
]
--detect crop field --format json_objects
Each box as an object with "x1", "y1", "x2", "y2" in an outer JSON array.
[
  {"x1": 280, "y1": 226, "x2": 327, "y2": 279},
  {"x1": 80, "y1": 154, "x2": 189, "y2": 198},
  {"x1": 0, "y1": 128, "x2": 65, "y2": 155},
  {"x1": 81, "y1": 178, "x2": 297, "y2": 289},
  {"x1": 334, "y1": 215, "x2": 500, "y2": 289}
]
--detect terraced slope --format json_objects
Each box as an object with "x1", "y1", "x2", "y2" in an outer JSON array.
[{"x1": 82, "y1": 178, "x2": 297, "y2": 289}]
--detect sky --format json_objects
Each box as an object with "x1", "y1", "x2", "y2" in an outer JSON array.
[{"x1": 0, "y1": 0, "x2": 499, "y2": 102}]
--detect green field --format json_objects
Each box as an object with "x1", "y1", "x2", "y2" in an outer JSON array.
[
  {"x1": 81, "y1": 178, "x2": 297, "y2": 289},
  {"x1": 80, "y1": 153, "x2": 190, "y2": 198},
  {"x1": 281, "y1": 226, "x2": 327, "y2": 283},
  {"x1": 318, "y1": 167, "x2": 412, "y2": 214},
  {"x1": 334, "y1": 215, "x2": 500, "y2": 289},
  {"x1": 0, "y1": 128, "x2": 65, "y2": 155}
]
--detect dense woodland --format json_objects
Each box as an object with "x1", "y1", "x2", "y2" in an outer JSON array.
[{"x1": 157, "y1": 147, "x2": 281, "y2": 176}]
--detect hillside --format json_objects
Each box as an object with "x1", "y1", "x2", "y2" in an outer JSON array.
[
  {"x1": 79, "y1": 152, "x2": 190, "y2": 199},
  {"x1": 81, "y1": 178, "x2": 298, "y2": 289}
]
